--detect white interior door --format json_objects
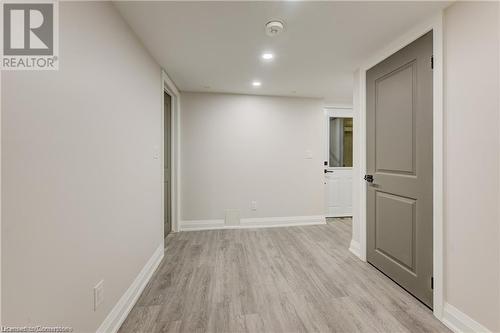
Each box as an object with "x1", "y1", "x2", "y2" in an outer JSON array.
[{"x1": 325, "y1": 108, "x2": 353, "y2": 217}]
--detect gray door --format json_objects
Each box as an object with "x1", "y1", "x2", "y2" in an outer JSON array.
[
  {"x1": 366, "y1": 31, "x2": 433, "y2": 308},
  {"x1": 164, "y1": 92, "x2": 172, "y2": 238}
]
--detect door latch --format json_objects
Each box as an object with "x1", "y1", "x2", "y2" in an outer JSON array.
[
  {"x1": 364, "y1": 174, "x2": 374, "y2": 183},
  {"x1": 324, "y1": 169, "x2": 334, "y2": 174}
]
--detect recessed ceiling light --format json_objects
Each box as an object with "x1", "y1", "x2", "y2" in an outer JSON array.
[
  {"x1": 261, "y1": 53, "x2": 274, "y2": 60},
  {"x1": 252, "y1": 81, "x2": 261, "y2": 87}
]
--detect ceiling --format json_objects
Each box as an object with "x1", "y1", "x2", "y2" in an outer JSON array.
[{"x1": 115, "y1": 1, "x2": 449, "y2": 103}]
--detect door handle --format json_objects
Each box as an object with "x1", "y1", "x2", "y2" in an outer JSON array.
[
  {"x1": 364, "y1": 174, "x2": 374, "y2": 183},
  {"x1": 324, "y1": 170, "x2": 334, "y2": 174}
]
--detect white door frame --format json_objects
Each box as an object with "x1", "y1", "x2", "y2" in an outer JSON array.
[
  {"x1": 162, "y1": 70, "x2": 181, "y2": 233},
  {"x1": 353, "y1": 13, "x2": 444, "y2": 319}
]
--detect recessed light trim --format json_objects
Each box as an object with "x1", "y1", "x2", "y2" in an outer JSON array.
[
  {"x1": 252, "y1": 81, "x2": 262, "y2": 87},
  {"x1": 261, "y1": 52, "x2": 274, "y2": 60}
]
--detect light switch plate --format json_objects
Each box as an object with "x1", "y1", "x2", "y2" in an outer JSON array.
[
  {"x1": 305, "y1": 149, "x2": 313, "y2": 159},
  {"x1": 94, "y1": 280, "x2": 104, "y2": 311},
  {"x1": 153, "y1": 145, "x2": 160, "y2": 159}
]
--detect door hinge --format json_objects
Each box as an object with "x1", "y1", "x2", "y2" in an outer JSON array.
[
  {"x1": 431, "y1": 277, "x2": 434, "y2": 290},
  {"x1": 431, "y1": 56, "x2": 434, "y2": 69}
]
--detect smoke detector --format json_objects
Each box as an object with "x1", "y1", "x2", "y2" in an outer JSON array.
[{"x1": 265, "y1": 20, "x2": 284, "y2": 37}]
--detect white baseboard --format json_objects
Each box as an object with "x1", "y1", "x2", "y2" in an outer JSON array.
[
  {"x1": 180, "y1": 215, "x2": 326, "y2": 231},
  {"x1": 96, "y1": 244, "x2": 164, "y2": 333},
  {"x1": 442, "y1": 302, "x2": 492, "y2": 333},
  {"x1": 349, "y1": 239, "x2": 362, "y2": 259},
  {"x1": 327, "y1": 213, "x2": 353, "y2": 218},
  {"x1": 180, "y1": 219, "x2": 225, "y2": 231}
]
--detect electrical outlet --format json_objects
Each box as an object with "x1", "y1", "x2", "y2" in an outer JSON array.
[
  {"x1": 251, "y1": 201, "x2": 257, "y2": 211},
  {"x1": 94, "y1": 280, "x2": 104, "y2": 311}
]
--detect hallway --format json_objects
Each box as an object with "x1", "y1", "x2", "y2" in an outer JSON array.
[{"x1": 119, "y1": 220, "x2": 449, "y2": 332}]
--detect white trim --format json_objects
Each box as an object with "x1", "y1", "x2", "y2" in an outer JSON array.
[
  {"x1": 0, "y1": 67, "x2": 2, "y2": 326},
  {"x1": 331, "y1": 213, "x2": 353, "y2": 218},
  {"x1": 325, "y1": 107, "x2": 353, "y2": 119},
  {"x1": 181, "y1": 219, "x2": 225, "y2": 231},
  {"x1": 180, "y1": 215, "x2": 326, "y2": 231},
  {"x1": 327, "y1": 167, "x2": 353, "y2": 171},
  {"x1": 353, "y1": 13, "x2": 444, "y2": 319},
  {"x1": 162, "y1": 70, "x2": 181, "y2": 233},
  {"x1": 324, "y1": 103, "x2": 353, "y2": 110},
  {"x1": 96, "y1": 244, "x2": 164, "y2": 333},
  {"x1": 431, "y1": 14, "x2": 444, "y2": 320},
  {"x1": 354, "y1": 67, "x2": 367, "y2": 263},
  {"x1": 243, "y1": 215, "x2": 325, "y2": 228},
  {"x1": 442, "y1": 303, "x2": 492, "y2": 333},
  {"x1": 349, "y1": 239, "x2": 362, "y2": 259},
  {"x1": 498, "y1": 4, "x2": 500, "y2": 330}
]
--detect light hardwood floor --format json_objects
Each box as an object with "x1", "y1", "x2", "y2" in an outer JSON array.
[{"x1": 119, "y1": 219, "x2": 450, "y2": 333}]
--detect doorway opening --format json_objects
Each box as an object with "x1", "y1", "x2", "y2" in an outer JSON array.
[{"x1": 164, "y1": 91, "x2": 172, "y2": 239}]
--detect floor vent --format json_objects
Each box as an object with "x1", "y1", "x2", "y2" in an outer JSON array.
[{"x1": 224, "y1": 209, "x2": 240, "y2": 226}]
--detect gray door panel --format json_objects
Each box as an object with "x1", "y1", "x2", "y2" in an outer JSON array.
[{"x1": 366, "y1": 31, "x2": 433, "y2": 308}]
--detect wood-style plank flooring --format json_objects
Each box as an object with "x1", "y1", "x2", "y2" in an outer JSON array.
[{"x1": 119, "y1": 219, "x2": 450, "y2": 333}]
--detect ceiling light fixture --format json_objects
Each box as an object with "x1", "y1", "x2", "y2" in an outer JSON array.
[
  {"x1": 252, "y1": 81, "x2": 262, "y2": 87},
  {"x1": 261, "y1": 53, "x2": 274, "y2": 60}
]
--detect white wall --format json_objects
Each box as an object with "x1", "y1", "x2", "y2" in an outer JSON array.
[
  {"x1": 180, "y1": 92, "x2": 325, "y2": 222},
  {"x1": 443, "y1": 2, "x2": 500, "y2": 331},
  {"x1": 1, "y1": 2, "x2": 163, "y2": 332}
]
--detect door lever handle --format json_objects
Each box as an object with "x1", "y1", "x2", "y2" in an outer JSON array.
[
  {"x1": 324, "y1": 169, "x2": 334, "y2": 174},
  {"x1": 364, "y1": 174, "x2": 374, "y2": 183}
]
